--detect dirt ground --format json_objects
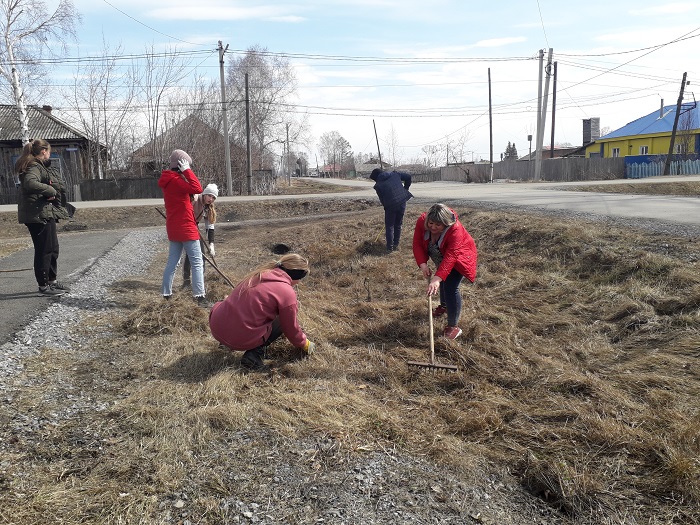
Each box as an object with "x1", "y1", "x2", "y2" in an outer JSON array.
[{"x1": 2, "y1": 181, "x2": 699, "y2": 524}]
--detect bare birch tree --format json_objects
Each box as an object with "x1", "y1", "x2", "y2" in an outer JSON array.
[
  {"x1": 385, "y1": 123, "x2": 401, "y2": 167},
  {"x1": 138, "y1": 43, "x2": 192, "y2": 166},
  {"x1": 0, "y1": 0, "x2": 80, "y2": 144},
  {"x1": 64, "y1": 37, "x2": 139, "y2": 178},
  {"x1": 676, "y1": 107, "x2": 697, "y2": 158},
  {"x1": 318, "y1": 130, "x2": 352, "y2": 176},
  {"x1": 226, "y1": 45, "x2": 299, "y2": 170}
]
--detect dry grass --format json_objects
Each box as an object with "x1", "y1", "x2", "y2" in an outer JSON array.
[{"x1": 2, "y1": 198, "x2": 700, "y2": 524}]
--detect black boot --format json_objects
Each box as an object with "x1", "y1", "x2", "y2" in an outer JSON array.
[
  {"x1": 195, "y1": 295, "x2": 214, "y2": 309},
  {"x1": 241, "y1": 346, "x2": 266, "y2": 370}
]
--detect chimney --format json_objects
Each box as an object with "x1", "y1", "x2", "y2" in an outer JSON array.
[
  {"x1": 660, "y1": 99, "x2": 664, "y2": 118},
  {"x1": 582, "y1": 117, "x2": 600, "y2": 145},
  {"x1": 42, "y1": 105, "x2": 53, "y2": 113}
]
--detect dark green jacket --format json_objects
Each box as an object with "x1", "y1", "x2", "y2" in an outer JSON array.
[{"x1": 17, "y1": 161, "x2": 70, "y2": 224}]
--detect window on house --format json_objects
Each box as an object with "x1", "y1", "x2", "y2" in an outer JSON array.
[
  {"x1": 675, "y1": 143, "x2": 687, "y2": 154},
  {"x1": 639, "y1": 145, "x2": 649, "y2": 155},
  {"x1": 612, "y1": 148, "x2": 620, "y2": 158}
]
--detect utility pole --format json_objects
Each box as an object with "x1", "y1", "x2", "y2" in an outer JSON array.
[
  {"x1": 550, "y1": 61, "x2": 557, "y2": 159},
  {"x1": 245, "y1": 73, "x2": 252, "y2": 195},
  {"x1": 663, "y1": 72, "x2": 688, "y2": 176},
  {"x1": 218, "y1": 41, "x2": 233, "y2": 195},
  {"x1": 286, "y1": 123, "x2": 291, "y2": 185},
  {"x1": 373, "y1": 119, "x2": 382, "y2": 167},
  {"x1": 488, "y1": 67, "x2": 493, "y2": 183},
  {"x1": 534, "y1": 48, "x2": 553, "y2": 181},
  {"x1": 535, "y1": 47, "x2": 553, "y2": 181},
  {"x1": 527, "y1": 134, "x2": 533, "y2": 179},
  {"x1": 534, "y1": 50, "x2": 544, "y2": 181}
]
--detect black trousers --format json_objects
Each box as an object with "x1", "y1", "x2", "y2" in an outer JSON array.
[{"x1": 26, "y1": 219, "x2": 59, "y2": 288}]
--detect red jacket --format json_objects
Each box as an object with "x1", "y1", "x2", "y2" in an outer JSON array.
[
  {"x1": 158, "y1": 168, "x2": 203, "y2": 241},
  {"x1": 412, "y1": 209, "x2": 477, "y2": 282},
  {"x1": 209, "y1": 268, "x2": 308, "y2": 351}
]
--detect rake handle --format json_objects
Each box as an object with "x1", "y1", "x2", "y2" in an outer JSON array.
[{"x1": 428, "y1": 293, "x2": 435, "y2": 365}]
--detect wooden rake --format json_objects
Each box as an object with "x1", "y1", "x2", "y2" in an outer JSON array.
[{"x1": 407, "y1": 293, "x2": 458, "y2": 373}]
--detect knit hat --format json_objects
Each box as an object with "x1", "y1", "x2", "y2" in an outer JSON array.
[
  {"x1": 169, "y1": 149, "x2": 192, "y2": 169},
  {"x1": 370, "y1": 168, "x2": 381, "y2": 181},
  {"x1": 202, "y1": 183, "x2": 219, "y2": 198}
]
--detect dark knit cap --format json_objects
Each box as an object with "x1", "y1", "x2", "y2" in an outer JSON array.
[{"x1": 370, "y1": 168, "x2": 381, "y2": 181}]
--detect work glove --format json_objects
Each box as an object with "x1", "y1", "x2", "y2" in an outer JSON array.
[
  {"x1": 299, "y1": 339, "x2": 315, "y2": 356},
  {"x1": 209, "y1": 243, "x2": 216, "y2": 256},
  {"x1": 178, "y1": 158, "x2": 190, "y2": 172}
]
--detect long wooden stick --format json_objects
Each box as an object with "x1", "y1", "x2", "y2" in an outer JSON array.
[
  {"x1": 373, "y1": 119, "x2": 382, "y2": 166},
  {"x1": 428, "y1": 294, "x2": 435, "y2": 365}
]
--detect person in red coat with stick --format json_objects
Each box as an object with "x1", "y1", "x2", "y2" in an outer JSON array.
[
  {"x1": 158, "y1": 149, "x2": 210, "y2": 307},
  {"x1": 412, "y1": 203, "x2": 477, "y2": 339}
]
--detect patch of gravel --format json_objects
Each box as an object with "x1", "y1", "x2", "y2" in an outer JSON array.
[{"x1": 0, "y1": 228, "x2": 165, "y2": 400}]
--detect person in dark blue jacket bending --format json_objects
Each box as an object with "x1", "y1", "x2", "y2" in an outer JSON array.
[{"x1": 370, "y1": 168, "x2": 413, "y2": 253}]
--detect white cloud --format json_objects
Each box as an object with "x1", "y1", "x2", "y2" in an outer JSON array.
[
  {"x1": 475, "y1": 37, "x2": 527, "y2": 48},
  {"x1": 630, "y1": 3, "x2": 698, "y2": 15},
  {"x1": 146, "y1": 5, "x2": 306, "y2": 22}
]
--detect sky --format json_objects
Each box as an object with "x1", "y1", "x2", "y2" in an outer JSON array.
[{"x1": 56, "y1": 0, "x2": 700, "y2": 166}]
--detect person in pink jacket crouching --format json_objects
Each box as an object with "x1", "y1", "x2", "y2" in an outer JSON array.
[{"x1": 209, "y1": 253, "x2": 315, "y2": 370}]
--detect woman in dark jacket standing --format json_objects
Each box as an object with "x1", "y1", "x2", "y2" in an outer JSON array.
[
  {"x1": 159, "y1": 149, "x2": 210, "y2": 306},
  {"x1": 16, "y1": 139, "x2": 71, "y2": 296},
  {"x1": 370, "y1": 168, "x2": 413, "y2": 253}
]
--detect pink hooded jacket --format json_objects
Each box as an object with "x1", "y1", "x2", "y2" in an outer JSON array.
[{"x1": 209, "y1": 268, "x2": 308, "y2": 351}]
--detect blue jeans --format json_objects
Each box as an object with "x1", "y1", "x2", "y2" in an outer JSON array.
[
  {"x1": 162, "y1": 240, "x2": 205, "y2": 297},
  {"x1": 384, "y1": 202, "x2": 406, "y2": 251},
  {"x1": 183, "y1": 240, "x2": 206, "y2": 281},
  {"x1": 439, "y1": 269, "x2": 465, "y2": 327}
]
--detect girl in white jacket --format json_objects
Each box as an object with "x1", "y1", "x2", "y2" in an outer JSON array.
[{"x1": 183, "y1": 183, "x2": 218, "y2": 286}]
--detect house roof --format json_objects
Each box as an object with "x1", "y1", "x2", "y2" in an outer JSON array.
[
  {"x1": 0, "y1": 104, "x2": 89, "y2": 142},
  {"x1": 602, "y1": 103, "x2": 700, "y2": 140},
  {"x1": 519, "y1": 146, "x2": 580, "y2": 160},
  {"x1": 131, "y1": 114, "x2": 229, "y2": 162},
  {"x1": 356, "y1": 159, "x2": 391, "y2": 174}
]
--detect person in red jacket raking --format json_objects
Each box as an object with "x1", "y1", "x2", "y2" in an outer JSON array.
[
  {"x1": 158, "y1": 149, "x2": 211, "y2": 307},
  {"x1": 412, "y1": 203, "x2": 477, "y2": 340}
]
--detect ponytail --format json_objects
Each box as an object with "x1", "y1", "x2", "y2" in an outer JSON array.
[{"x1": 15, "y1": 139, "x2": 50, "y2": 174}]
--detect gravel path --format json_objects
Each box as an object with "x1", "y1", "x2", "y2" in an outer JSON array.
[{"x1": 0, "y1": 228, "x2": 166, "y2": 401}]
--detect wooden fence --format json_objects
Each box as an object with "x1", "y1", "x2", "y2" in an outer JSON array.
[
  {"x1": 78, "y1": 177, "x2": 161, "y2": 201},
  {"x1": 4, "y1": 156, "x2": 681, "y2": 205},
  {"x1": 440, "y1": 157, "x2": 625, "y2": 183}
]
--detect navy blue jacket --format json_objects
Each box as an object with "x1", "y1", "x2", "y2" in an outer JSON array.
[{"x1": 372, "y1": 170, "x2": 413, "y2": 210}]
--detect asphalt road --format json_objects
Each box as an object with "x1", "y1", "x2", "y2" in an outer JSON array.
[
  {"x1": 1, "y1": 175, "x2": 699, "y2": 345},
  {"x1": 0, "y1": 229, "x2": 129, "y2": 345}
]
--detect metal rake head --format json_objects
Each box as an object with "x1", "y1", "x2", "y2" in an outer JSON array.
[{"x1": 407, "y1": 360, "x2": 458, "y2": 373}]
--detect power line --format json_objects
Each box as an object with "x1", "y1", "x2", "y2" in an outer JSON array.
[
  {"x1": 535, "y1": 0, "x2": 550, "y2": 48},
  {"x1": 101, "y1": 0, "x2": 209, "y2": 47},
  {"x1": 556, "y1": 31, "x2": 700, "y2": 58},
  {"x1": 560, "y1": 25, "x2": 700, "y2": 91}
]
